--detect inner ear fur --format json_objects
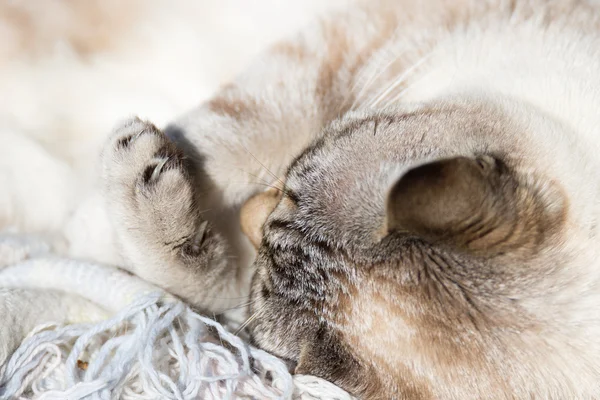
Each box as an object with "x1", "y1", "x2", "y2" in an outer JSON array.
[{"x1": 385, "y1": 156, "x2": 521, "y2": 251}]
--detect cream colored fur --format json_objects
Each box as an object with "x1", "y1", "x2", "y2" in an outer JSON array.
[
  {"x1": 99, "y1": 1, "x2": 600, "y2": 397},
  {"x1": 0, "y1": 0, "x2": 348, "y2": 258},
  {"x1": 5, "y1": 0, "x2": 600, "y2": 398}
]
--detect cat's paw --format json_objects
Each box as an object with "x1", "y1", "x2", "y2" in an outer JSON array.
[
  {"x1": 101, "y1": 117, "x2": 218, "y2": 263},
  {"x1": 102, "y1": 117, "x2": 188, "y2": 188}
]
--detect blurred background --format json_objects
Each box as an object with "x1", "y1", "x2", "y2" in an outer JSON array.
[{"x1": 0, "y1": 0, "x2": 349, "y2": 263}]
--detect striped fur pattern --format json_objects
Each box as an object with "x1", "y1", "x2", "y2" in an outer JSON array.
[{"x1": 102, "y1": 0, "x2": 600, "y2": 398}]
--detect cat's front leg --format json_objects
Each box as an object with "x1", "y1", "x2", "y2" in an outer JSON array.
[
  {"x1": 101, "y1": 117, "x2": 240, "y2": 311},
  {"x1": 100, "y1": 3, "x2": 396, "y2": 312}
]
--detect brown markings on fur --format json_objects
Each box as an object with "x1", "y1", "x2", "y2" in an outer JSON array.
[
  {"x1": 269, "y1": 5, "x2": 406, "y2": 123},
  {"x1": 330, "y1": 273, "x2": 437, "y2": 399},
  {"x1": 301, "y1": 105, "x2": 571, "y2": 397},
  {"x1": 343, "y1": 7, "x2": 403, "y2": 109},
  {"x1": 251, "y1": 2, "x2": 586, "y2": 398},
  {"x1": 328, "y1": 224, "x2": 564, "y2": 399},
  {"x1": 270, "y1": 41, "x2": 310, "y2": 62},
  {"x1": 313, "y1": 5, "x2": 410, "y2": 121},
  {"x1": 298, "y1": 292, "x2": 392, "y2": 399},
  {"x1": 295, "y1": 327, "x2": 388, "y2": 400},
  {"x1": 0, "y1": 0, "x2": 141, "y2": 61},
  {"x1": 207, "y1": 93, "x2": 260, "y2": 121},
  {"x1": 313, "y1": 267, "x2": 435, "y2": 399},
  {"x1": 335, "y1": 270, "x2": 499, "y2": 398},
  {"x1": 315, "y1": 21, "x2": 352, "y2": 123},
  {"x1": 1, "y1": 3, "x2": 38, "y2": 61}
]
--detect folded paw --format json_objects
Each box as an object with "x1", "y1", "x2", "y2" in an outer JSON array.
[{"x1": 101, "y1": 117, "x2": 222, "y2": 267}]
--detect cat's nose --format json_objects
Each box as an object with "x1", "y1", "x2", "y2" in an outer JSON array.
[{"x1": 240, "y1": 187, "x2": 282, "y2": 249}]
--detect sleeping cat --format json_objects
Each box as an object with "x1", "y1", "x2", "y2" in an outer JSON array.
[{"x1": 101, "y1": 0, "x2": 600, "y2": 398}]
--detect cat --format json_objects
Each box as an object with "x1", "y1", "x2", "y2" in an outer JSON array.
[{"x1": 101, "y1": 0, "x2": 600, "y2": 398}]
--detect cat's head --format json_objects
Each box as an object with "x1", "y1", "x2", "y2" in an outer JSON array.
[{"x1": 242, "y1": 94, "x2": 598, "y2": 398}]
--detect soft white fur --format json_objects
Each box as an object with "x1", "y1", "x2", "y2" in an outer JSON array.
[
  {"x1": 0, "y1": 2, "x2": 349, "y2": 395},
  {"x1": 0, "y1": 0, "x2": 349, "y2": 261},
  {"x1": 6, "y1": 1, "x2": 600, "y2": 397}
]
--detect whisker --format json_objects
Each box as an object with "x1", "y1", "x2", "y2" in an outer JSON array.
[
  {"x1": 349, "y1": 47, "x2": 406, "y2": 111},
  {"x1": 366, "y1": 50, "x2": 435, "y2": 109},
  {"x1": 192, "y1": 294, "x2": 250, "y2": 301},
  {"x1": 216, "y1": 299, "x2": 257, "y2": 314},
  {"x1": 234, "y1": 303, "x2": 266, "y2": 335},
  {"x1": 239, "y1": 143, "x2": 287, "y2": 189},
  {"x1": 236, "y1": 169, "x2": 288, "y2": 195},
  {"x1": 337, "y1": 61, "x2": 380, "y2": 116},
  {"x1": 250, "y1": 183, "x2": 287, "y2": 194},
  {"x1": 223, "y1": 175, "x2": 285, "y2": 193},
  {"x1": 382, "y1": 71, "x2": 431, "y2": 107}
]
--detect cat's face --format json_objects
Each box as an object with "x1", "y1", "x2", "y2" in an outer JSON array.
[{"x1": 245, "y1": 95, "x2": 584, "y2": 398}]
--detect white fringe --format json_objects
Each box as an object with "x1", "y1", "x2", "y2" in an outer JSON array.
[
  {"x1": 0, "y1": 234, "x2": 354, "y2": 400},
  {"x1": 0, "y1": 293, "x2": 294, "y2": 399}
]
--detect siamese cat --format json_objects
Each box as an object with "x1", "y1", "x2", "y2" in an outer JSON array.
[{"x1": 102, "y1": 0, "x2": 600, "y2": 397}]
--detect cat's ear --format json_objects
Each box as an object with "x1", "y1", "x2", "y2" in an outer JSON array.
[
  {"x1": 240, "y1": 187, "x2": 281, "y2": 249},
  {"x1": 384, "y1": 156, "x2": 515, "y2": 251}
]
